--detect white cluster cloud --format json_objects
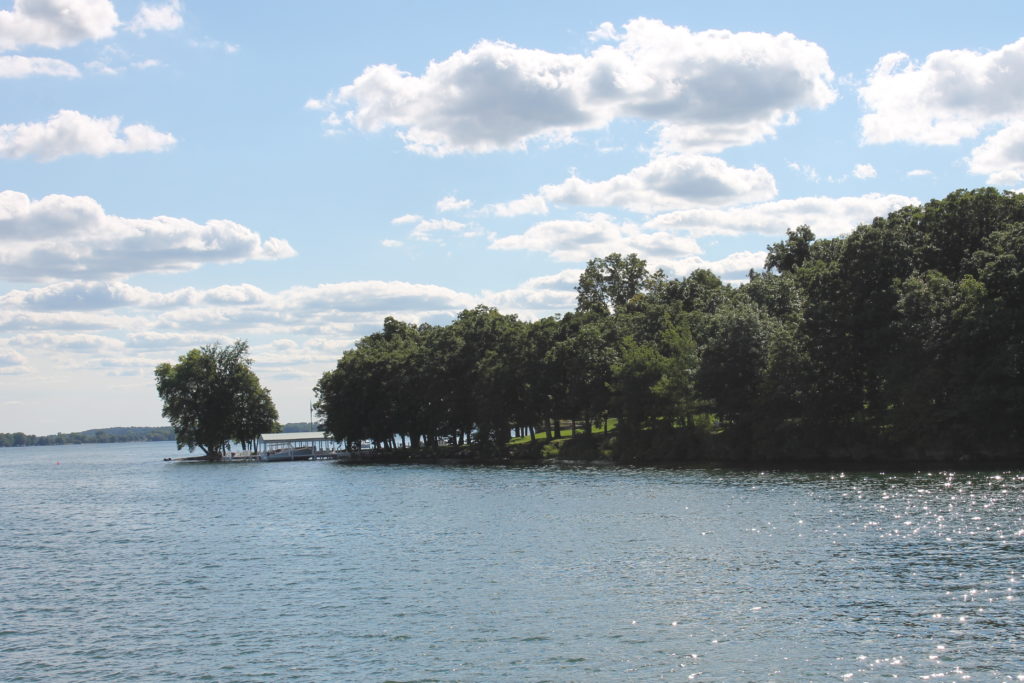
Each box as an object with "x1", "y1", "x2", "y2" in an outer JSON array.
[
  {"x1": 484, "y1": 194, "x2": 549, "y2": 217},
  {"x1": 0, "y1": 279, "x2": 187, "y2": 310},
  {"x1": 490, "y1": 213, "x2": 701, "y2": 263},
  {"x1": 310, "y1": 18, "x2": 835, "y2": 156},
  {"x1": 0, "y1": 110, "x2": 176, "y2": 161},
  {"x1": 1, "y1": 279, "x2": 480, "y2": 322},
  {"x1": 484, "y1": 195, "x2": 918, "y2": 275},
  {"x1": 860, "y1": 37, "x2": 1024, "y2": 185},
  {"x1": 485, "y1": 213, "x2": 766, "y2": 279},
  {"x1": 787, "y1": 162, "x2": 819, "y2": 182},
  {"x1": 0, "y1": 0, "x2": 183, "y2": 52},
  {"x1": 410, "y1": 218, "x2": 468, "y2": 241},
  {"x1": 281, "y1": 281, "x2": 478, "y2": 315},
  {"x1": 0, "y1": 0, "x2": 119, "y2": 51},
  {"x1": 0, "y1": 271, "x2": 601, "y2": 382},
  {"x1": 645, "y1": 193, "x2": 918, "y2": 238},
  {"x1": 128, "y1": 0, "x2": 183, "y2": 35},
  {"x1": 483, "y1": 269, "x2": 581, "y2": 317},
  {"x1": 968, "y1": 122, "x2": 1024, "y2": 185},
  {"x1": 11, "y1": 331, "x2": 125, "y2": 353},
  {"x1": 436, "y1": 195, "x2": 472, "y2": 212},
  {"x1": 587, "y1": 21, "x2": 621, "y2": 43},
  {"x1": 540, "y1": 155, "x2": 777, "y2": 213},
  {"x1": 0, "y1": 280, "x2": 297, "y2": 313},
  {"x1": 0, "y1": 308, "x2": 146, "y2": 332},
  {"x1": 852, "y1": 163, "x2": 877, "y2": 179},
  {"x1": 662, "y1": 251, "x2": 769, "y2": 282},
  {"x1": 122, "y1": 331, "x2": 229, "y2": 351},
  {"x1": 860, "y1": 38, "x2": 1024, "y2": 145},
  {"x1": 0, "y1": 191, "x2": 296, "y2": 281},
  {"x1": 0, "y1": 55, "x2": 79, "y2": 78}
]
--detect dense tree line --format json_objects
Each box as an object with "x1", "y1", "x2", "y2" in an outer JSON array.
[
  {"x1": 316, "y1": 188, "x2": 1024, "y2": 463},
  {"x1": 0, "y1": 426, "x2": 175, "y2": 448}
]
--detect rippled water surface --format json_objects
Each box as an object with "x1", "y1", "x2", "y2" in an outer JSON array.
[{"x1": 2, "y1": 442, "x2": 1022, "y2": 681}]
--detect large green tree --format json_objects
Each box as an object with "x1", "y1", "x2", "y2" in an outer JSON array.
[
  {"x1": 576, "y1": 252, "x2": 659, "y2": 316},
  {"x1": 154, "y1": 341, "x2": 279, "y2": 459}
]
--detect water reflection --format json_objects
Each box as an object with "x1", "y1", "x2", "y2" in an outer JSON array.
[{"x1": 0, "y1": 444, "x2": 1022, "y2": 680}]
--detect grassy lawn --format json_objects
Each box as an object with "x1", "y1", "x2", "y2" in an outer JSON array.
[{"x1": 508, "y1": 418, "x2": 619, "y2": 445}]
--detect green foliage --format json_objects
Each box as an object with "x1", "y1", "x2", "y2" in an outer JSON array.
[
  {"x1": 154, "y1": 340, "x2": 279, "y2": 459},
  {"x1": 765, "y1": 225, "x2": 815, "y2": 274},
  {"x1": 314, "y1": 188, "x2": 1024, "y2": 464},
  {"x1": 576, "y1": 252, "x2": 659, "y2": 316},
  {"x1": 696, "y1": 297, "x2": 769, "y2": 428}
]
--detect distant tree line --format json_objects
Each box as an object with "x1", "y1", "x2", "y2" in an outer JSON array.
[
  {"x1": 315, "y1": 188, "x2": 1024, "y2": 463},
  {"x1": 0, "y1": 426, "x2": 176, "y2": 448}
]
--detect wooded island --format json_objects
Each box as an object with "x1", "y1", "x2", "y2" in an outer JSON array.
[
  {"x1": 312, "y1": 188, "x2": 1024, "y2": 466},
  {"x1": 151, "y1": 188, "x2": 1024, "y2": 466}
]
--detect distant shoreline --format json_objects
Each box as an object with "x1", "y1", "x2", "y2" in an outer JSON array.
[
  {"x1": 0, "y1": 426, "x2": 175, "y2": 448},
  {"x1": 0, "y1": 421, "x2": 318, "y2": 448}
]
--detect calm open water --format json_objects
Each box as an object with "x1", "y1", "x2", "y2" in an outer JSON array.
[{"x1": 1, "y1": 442, "x2": 1022, "y2": 681}]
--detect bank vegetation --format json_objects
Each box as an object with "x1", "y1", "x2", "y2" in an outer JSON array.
[{"x1": 315, "y1": 188, "x2": 1024, "y2": 467}]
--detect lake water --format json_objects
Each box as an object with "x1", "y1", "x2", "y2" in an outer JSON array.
[{"x1": 2, "y1": 442, "x2": 1022, "y2": 681}]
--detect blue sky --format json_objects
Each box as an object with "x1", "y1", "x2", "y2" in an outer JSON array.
[{"x1": 3, "y1": 0, "x2": 1024, "y2": 434}]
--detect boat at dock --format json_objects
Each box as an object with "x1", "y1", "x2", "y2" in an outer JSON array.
[
  {"x1": 258, "y1": 431, "x2": 343, "y2": 461},
  {"x1": 261, "y1": 445, "x2": 314, "y2": 461},
  {"x1": 164, "y1": 431, "x2": 346, "y2": 462}
]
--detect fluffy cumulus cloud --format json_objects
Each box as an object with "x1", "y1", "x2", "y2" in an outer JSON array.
[
  {"x1": 484, "y1": 194, "x2": 549, "y2": 217},
  {"x1": 540, "y1": 155, "x2": 777, "y2": 213},
  {"x1": 0, "y1": 0, "x2": 119, "y2": 51},
  {"x1": 489, "y1": 213, "x2": 701, "y2": 263},
  {"x1": 0, "y1": 55, "x2": 79, "y2": 78},
  {"x1": 0, "y1": 279, "x2": 485, "y2": 384},
  {"x1": 0, "y1": 308, "x2": 145, "y2": 332},
  {"x1": 967, "y1": 122, "x2": 1024, "y2": 185},
  {"x1": 482, "y1": 269, "x2": 581, "y2": 317},
  {"x1": 280, "y1": 281, "x2": 477, "y2": 315},
  {"x1": 860, "y1": 38, "x2": 1024, "y2": 145},
  {"x1": 0, "y1": 191, "x2": 296, "y2": 281},
  {"x1": 644, "y1": 193, "x2": 918, "y2": 238},
  {"x1": 487, "y1": 212, "x2": 765, "y2": 279},
  {"x1": 436, "y1": 195, "x2": 472, "y2": 212},
  {"x1": 661, "y1": 251, "x2": 768, "y2": 281},
  {"x1": 409, "y1": 218, "x2": 467, "y2": 241},
  {"x1": 0, "y1": 279, "x2": 191, "y2": 310},
  {"x1": 10, "y1": 331, "x2": 125, "y2": 354},
  {"x1": 0, "y1": 275, "x2": 495, "y2": 385},
  {"x1": 0, "y1": 110, "x2": 176, "y2": 161},
  {"x1": 852, "y1": 163, "x2": 877, "y2": 179},
  {"x1": 310, "y1": 18, "x2": 835, "y2": 155},
  {"x1": 0, "y1": 276, "x2": 564, "y2": 338},
  {"x1": 124, "y1": 331, "x2": 233, "y2": 351},
  {"x1": 2, "y1": 277, "x2": 478, "y2": 321},
  {"x1": 127, "y1": 0, "x2": 182, "y2": 34},
  {"x1": 860, "y1": 37, "x2": 1024, "y2": 186}
]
